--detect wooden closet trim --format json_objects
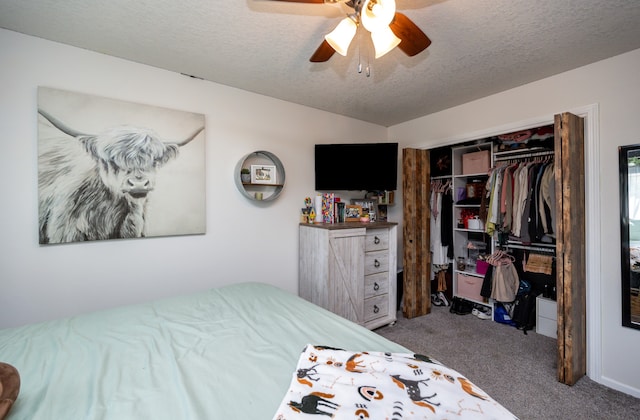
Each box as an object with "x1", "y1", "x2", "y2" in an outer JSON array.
[
  {"x1": 402, "y1": 148, "x2": 431, "y2": 318},
  {"x1": 555, "y1": 112, "x2": 587, "y2": 385}
]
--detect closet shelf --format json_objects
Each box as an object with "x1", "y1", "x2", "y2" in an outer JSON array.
[
  {"x1": 494, "y1": 148, "x2": 554, "y2": 162},
  {"x1": 453, "y1": 172, "x2": 489, "y2": 179},
  {"x1": 504, "y1": 241, "x2": 556, "y2": 253},
  {"x1": 454, "y1": 204, "x2": 481, "y2": 208},
  {"x1": 455, "y1": 228, "x2": 485, "y2": 233},
  {"x1": 454, "y1": 269, "x2": 484, "y2": 278}
]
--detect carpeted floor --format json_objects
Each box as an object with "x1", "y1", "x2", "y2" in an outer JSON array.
[{"x1": 375, "y1": 305, "x2": 640, "y2": 420}]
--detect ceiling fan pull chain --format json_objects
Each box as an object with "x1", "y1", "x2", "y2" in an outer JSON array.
[
  {"x1": 354, "y1": 25, "x2": 371, "y2": 77},
  {"x1": 357, "y1": 27, "x2": 363, "y2": 73},
  {"x1": 366, "y1": 38, "x2": 371, "y2": 77}
]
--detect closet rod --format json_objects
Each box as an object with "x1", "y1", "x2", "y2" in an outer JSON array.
[
  {"x1": 505, "y1": 242, "x2": 556, "y2": 254},
  {"x1": 494, "y1": 149, "x2": 554, "y2": 162}
]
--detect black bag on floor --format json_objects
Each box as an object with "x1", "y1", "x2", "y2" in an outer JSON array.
[{"x1": 511, "y1": 291, "x2": 540, "y2": 334}]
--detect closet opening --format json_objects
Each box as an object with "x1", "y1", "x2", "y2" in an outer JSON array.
[{"x1": 404, "y1": 113, "x2": 586, "y2": 385}]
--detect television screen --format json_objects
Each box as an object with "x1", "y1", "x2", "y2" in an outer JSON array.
[{"x1": 314, "y1": 143, "x2": 398, "y2": 191}]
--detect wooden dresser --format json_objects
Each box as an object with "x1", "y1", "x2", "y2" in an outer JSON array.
[{"x1": 299, "y1": 222, "x2": 397, "y2": 330}]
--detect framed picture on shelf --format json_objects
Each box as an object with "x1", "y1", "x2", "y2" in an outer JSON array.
[
  {"x1": 250, "y1": 165, "x2": 277, "y2": 184},
  {"x1": 377, "y1": 205, "x2": 388, "y2": 221},
  {"x1": 345, "y1": 205, "x2": 362, "y2": 222}
]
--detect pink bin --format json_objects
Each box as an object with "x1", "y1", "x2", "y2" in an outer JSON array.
[{"x1": 476, "y1": 260, "x2": 490, "y2": 275}]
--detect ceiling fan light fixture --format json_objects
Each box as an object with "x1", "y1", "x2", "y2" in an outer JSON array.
[
  {"x1": 324, "y1": 17, "x2": 357, "y2": 56},
  {"x1": 370, "y1": 26, "x2": 401, "y2": 58},
  {"x1": 361, "y1": 0, "x2": 396, "y2": 33}
]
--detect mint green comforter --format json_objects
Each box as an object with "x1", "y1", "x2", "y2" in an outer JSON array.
[{"x1": 0, "y1": 283, "x2": 407, "y2": 419}]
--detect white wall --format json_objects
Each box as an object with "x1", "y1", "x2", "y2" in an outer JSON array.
[
  {"x1": 0, "y1": 29, "x2": 388, "y2": 328},
  {"x1": 390, "y1": 48, "x2": 640, "y2": 398}
]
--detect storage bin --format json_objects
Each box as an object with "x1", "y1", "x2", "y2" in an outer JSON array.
[
  {"x1": 536, "y1": 296, "x2": 557, "y2": 339},
  {"x1": 467, "y1": 217, "x2": 484, "y2": 230},
  {"x1": 457, "y1": 273, "x2": 483, "y2": 302},
  {"x1": 536, "y1": 317, "x2": 557, "y2": 339},
  {"x1": 465, "y1": 180, "x2": 485, "y2": 199},
  {"x1": 476, "y1": 260, "x2": 489, "y2": 275},
  {"x1": 462, "y1": 150, "x2": 490, "y2": 175}
]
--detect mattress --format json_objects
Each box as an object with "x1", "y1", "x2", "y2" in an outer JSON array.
[{"x1": 0, "y1": 282, "x2": 409, "y2": 419}]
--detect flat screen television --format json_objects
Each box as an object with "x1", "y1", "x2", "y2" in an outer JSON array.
[{"x1": 315, "y1": 142, "x2": 398, "y2": 191}]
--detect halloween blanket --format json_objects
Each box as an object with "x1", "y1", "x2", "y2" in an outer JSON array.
[{"x1": 273, "y1": 345, "x2": 517, "y2": 419}]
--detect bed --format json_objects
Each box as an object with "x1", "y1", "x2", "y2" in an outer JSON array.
[{"x1": 0, "y1": 282, "x2": 516, "y2": 419}]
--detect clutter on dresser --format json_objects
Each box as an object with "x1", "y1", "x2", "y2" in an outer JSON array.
[{"x1": 301, "y1": 191, "x2": 395, "y2": 224}]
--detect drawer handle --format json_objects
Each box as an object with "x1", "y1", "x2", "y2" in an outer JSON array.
[
  {"x1": 373, "y1": 282, "x2": 380, "y2": 291},
  {"x1": 374, "y1": 259, "x2": 380, "y2": 268},
  {"x1": 374, "y1": 236, "x2": 380, "y2": 244},
  {"x1": 373, "y1": 305, "x2": 380, "y2": 314}
]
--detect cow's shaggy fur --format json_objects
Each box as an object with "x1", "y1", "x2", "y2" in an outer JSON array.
[{"x1": 39, "y1": 124, "x2": 181, "y2": 244}]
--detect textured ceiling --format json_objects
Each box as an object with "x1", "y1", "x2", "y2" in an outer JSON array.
[{"x1": 1, "y1": 0, "x2": 640, "y2": 126}]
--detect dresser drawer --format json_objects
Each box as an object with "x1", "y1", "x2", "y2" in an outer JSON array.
[
  {"x1": 365, "y1": 250, "x2": 389, "y2": 275},
  {"x1": 364, "y1": 294, "x2": 389, "y2": 322},
  {"x1": 365, "y1": 272, "x2": 389, "y2": 299},
  {"x1": 365, "y1": 229, "x2": 389, "y2": 252}
]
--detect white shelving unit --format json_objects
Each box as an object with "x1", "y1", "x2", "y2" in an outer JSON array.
[{"x1": 451, "y1": 143, "x2": 493, "y2": 310}]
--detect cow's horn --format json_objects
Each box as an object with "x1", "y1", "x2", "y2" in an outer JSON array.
[
  {"x1": 38, "y1": 109, "x2": 92, "y2": 138},
  {"x1": 170, "y1": 126, "x2": 204, "y2": 147}
]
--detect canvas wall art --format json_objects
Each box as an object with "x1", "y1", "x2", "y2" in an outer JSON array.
[{"x1": 37, "y1": 87, "x2": 206, "y2": 244}]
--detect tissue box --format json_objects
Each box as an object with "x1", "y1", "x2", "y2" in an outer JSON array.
[{"x1": 462, "y1": 150, "x2": 490, "y2": 175}]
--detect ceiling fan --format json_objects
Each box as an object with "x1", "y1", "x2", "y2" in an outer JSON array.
[{"x1": 273, "y1": 0, "x2": 431, "y2": 62}]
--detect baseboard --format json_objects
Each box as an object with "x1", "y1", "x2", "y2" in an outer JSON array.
[{"x1": 597, "y1": 376, "x2": 640, "y2": 399}]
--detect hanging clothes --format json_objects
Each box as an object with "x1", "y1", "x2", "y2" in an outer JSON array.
[
  {"x1": 531, "y1": 161, "x2": 553, "y2": 242},
  {"x1": 509, "y1": 247, "x2": 556, "y2": 297},
  {"x1": 491, "y1": 263, "x2": 520, "y2": 303},
  {"x1": 485, "y1": 165, "x2": 504, "y2": 236},
  {"x1": 483, "y1": 250, "x2": 520, "y2": 303},
  {"x1": 538, "y1": 163, "x2": 556, "y2": 242},
  {"x1": 430, "y1": 181, "x2": 451, "y2": 266},
  {"x1": 511, "y1": 161, "x2": 530, "y2": 237},
  {"x1": 501, "y1": 162, "x2": 517, "y2": 232},
  {"x1": 485, "y1": 155, "x2": 555, "y2": 246},
  {"x1": 480, "y1": 264, "x2": 494, "y2": 298},
  {"x1": 517, "y1": 162, "x2": 539, "y2": 243},
  {"x1": 441, "y1": 191, "x2": 454, "y2": 259}
]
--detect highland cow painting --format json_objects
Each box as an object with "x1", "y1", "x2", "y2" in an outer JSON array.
[{"x1": 37, "y1": 87, "x2": 206, "y2": 244}]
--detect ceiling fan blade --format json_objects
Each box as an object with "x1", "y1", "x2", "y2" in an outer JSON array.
[
  {"x1": 390, "y1": 12, "x2": 431, "y2": 57},
  {"x1": 310, "y1": 39, "x2": 336, "y2": 62}
]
